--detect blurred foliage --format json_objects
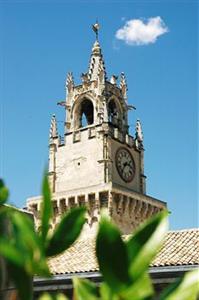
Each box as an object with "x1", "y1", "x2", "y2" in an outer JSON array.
[
  {"x1": 0, "y1": 175, "x2": 198, "y2": 300},
  {"x1": 0, "y1": 175, "x2": 85, "y2": 300}
]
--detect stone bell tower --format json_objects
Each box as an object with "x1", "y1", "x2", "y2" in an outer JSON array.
[{"x1": 27, "y1": 24, "x2": 166, "y2": 234}]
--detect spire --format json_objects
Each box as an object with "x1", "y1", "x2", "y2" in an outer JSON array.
[
  {"x1": 88, "y1": 41, "x2": 106, "y2": 82},
  {"x1": 49, "y1": 114, "x2": 58, "y2": 143},
  {"x1": 88, "y1": 22, "x2": 106, "y2": 82},
  {"x1": 120, "y1": 72, "x2": 128, "y2": 100}
]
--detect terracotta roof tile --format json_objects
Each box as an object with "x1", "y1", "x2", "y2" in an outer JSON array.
[
  {"x1": 48, "y1": 228, "x2": 199, "y2": 275},
  {"x1": 152, "y1": 228, "x2": 199, "y2": 267}
]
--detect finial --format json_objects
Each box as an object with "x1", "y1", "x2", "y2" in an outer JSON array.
[
  {"x1": 110, "y1": 75, "x2": 118, "y2": 85},
  {"x1": 81, "y1": 72, "x2": 89, "y2": 83},
  {"x1": 135, "y1": 119, "x2": 144, "y2": 143},
  {"x1": 49, "y1": 114, "x2": 58, "y2": 143},
  {"x1": 120, "y1": 72, "x2": 128, "y2": 100},
  {"x1": 92, "y1": 21, "x2": 100, "y2": 41},
  {"x1": 66, "y1": 72, "x2": 74, "y2": 93}
]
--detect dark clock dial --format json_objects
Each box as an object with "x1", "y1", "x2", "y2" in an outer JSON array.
[{"x1": 115, "y1": 147, "x2": 135, "y2": 183}]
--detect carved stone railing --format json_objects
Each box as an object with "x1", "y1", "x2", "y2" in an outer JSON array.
[{"x1": 27, "y1": 187, "x2": 166, "y2": 235}]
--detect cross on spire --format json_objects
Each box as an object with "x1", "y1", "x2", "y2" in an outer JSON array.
[{"x1": 92, "y1": 21, "x2": 100, "y2": 41}]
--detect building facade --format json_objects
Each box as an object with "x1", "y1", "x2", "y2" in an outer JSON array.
[
  {"x1": 27, "y1": 27, "x2": 166, "y2": 234},
  {"x1": 23, "y1": 26, "x2": 198, "y2": 299}
]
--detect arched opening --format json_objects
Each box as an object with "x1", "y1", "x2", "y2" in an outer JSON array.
[
  {"x1": 108, "y1": 99, "x2": 119, "y2": 126},
  {"x1": 78, "y1": 99, "x2": 94, "y2": 128}
]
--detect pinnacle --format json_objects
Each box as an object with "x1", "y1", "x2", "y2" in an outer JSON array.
[
  {"x1": 92, "y1": 40, "x2": 102, "y2": 56},
  {"x1": 49, "y1": 114, "x2": 58, "y2": 142}
]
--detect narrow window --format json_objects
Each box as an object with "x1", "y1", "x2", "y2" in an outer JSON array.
[
  {"x1": 108, "y1": 100, "x2": 118, "y2": 125},
  {"x1": 78, "y1": 99, "x2": 94, "y2": 128}
]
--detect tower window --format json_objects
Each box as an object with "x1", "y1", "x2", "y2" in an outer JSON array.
[
  {"x1": 79, "y1": 99, "x2": 94, "y2": 128},
  {"x1": 108, "y1": 99, "x2": 118, "y2": 125}
]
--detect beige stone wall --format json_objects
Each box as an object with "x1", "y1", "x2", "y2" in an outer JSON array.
[
  {"x1": 50, "y1": 124, "x2": 144, "y2": 196},
  {"x1": 55, "y1": 127, "x2": 105, "y2": 193},
  {"x1": 27, "y1": 123, "x2": 165, "y2": 235}
]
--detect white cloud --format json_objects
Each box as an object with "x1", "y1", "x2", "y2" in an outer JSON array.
[{"x1": 115, "y1": 17, "x2": 168, "y2": 46}]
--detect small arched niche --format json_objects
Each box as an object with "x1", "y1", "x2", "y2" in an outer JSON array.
[
  {"x1": 108, "y1": 99, "x2": 119, "y2": 126},
  {"x1": 74, "y1": 98, "x2": 94, "y2": 129}
]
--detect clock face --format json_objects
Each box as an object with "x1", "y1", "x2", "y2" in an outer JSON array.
[{"x1": 115, "y1": 147, "x2": 135, "y2": 183}]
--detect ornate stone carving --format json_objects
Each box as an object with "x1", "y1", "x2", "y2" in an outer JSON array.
[
  {"x1": 66, "y1": 72, "x2": 74, "y2": 93},
  {"x1": 110, "y1": 75, "x2": 118, "y2": 85},
  {"x1": 135, "y1": 119, "x2": 144, "y2": 149},
  {"x1": 49, "y1": 115, "x2": 58, "y2": 142},
  {"x1": 120, "y1": 72, "x2": 127, "y2": 100}
]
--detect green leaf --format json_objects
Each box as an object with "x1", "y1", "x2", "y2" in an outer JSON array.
[
  {"x1": 0, "y1": 179, "x2": 9, "y2": 204},
  {"x1": 3, "y1": 210, "x2": 50, "y2": 277},
  {"x1": 127, "y1": 210, "x2": 168, "y2": 280},
  {"x1": 0, "y1": 205, "x2": 12, "y2": 235},
  {"x1": 0, "y1": 238, "x2": 25, "y2": 267},
  {"x1": 10, "y1": 210, "x2": 50, "y2": 276},
  {"x1": 73, "y1": 277, "x2": 99, "y2": 300},
  {"x1": 46, "y1": 207, "x2": 86, "y2": 256},
  {"x1": 8, "y1": 263, "x2": 33, "y2": 300},
  {"x1": 39, "y1": 293, "x2": 68, "y2": 300},
  {"x1": 100, "y1": 283, "x2": 119, "y2": 300},
  {"x1": 96, "y1": 215, "x2": 130, "y2": 293},
  {"x1": 120, "y1": 272, "x2": 154, "y2": 300},
  {"x1": 41, "y1": 173, "x2": 53, "y2": 244},
  {"x1": 159, "y1": 269, "x2": 199, "y2": 300}
]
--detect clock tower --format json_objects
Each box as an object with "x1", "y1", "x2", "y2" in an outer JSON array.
[{"x1": 27, "y1": 24, "x2": 166, "y2": 234}]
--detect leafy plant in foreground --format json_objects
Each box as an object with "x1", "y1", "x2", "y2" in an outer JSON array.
[
  {"x1": 74, "y1": 211, "x2": 199, "y2": 300},
  {"x1": 0, "y1": 175, "x2": 86, "y2": 300},
  {"x1": 0, "y1": 176, "x2": 198, "y2": 300}
]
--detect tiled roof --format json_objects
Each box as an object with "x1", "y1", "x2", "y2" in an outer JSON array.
[
  {"x1": 48, "y1": 228, "x2": 199, "y2": 275},
  {"x1": 48, "y1": 238, "x2": 98, "y2": 274},
  {"x1": 152, "y1": 228, "x2": 199, "y2": 267}
]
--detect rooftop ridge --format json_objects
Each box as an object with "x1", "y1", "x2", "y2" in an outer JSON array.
[{"x1": 167, "y1": 228, "x2": 199, "y2": 233}]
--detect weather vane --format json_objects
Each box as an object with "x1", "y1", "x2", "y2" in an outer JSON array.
[{"x1": 92, "y1": 20, "x2": 100, "y2": 41}]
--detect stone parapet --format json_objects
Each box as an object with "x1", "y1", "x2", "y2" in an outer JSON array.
[
  {"x1": 27, "y1": 185, "x2": 166, "y2": 235},
  {"x1": 55, "y1": 123, "x2": 136, "y2": 149}
]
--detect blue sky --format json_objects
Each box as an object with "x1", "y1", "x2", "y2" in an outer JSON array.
[{"x1": 0, "y1": 1, "x2": 198, "y2": 230}]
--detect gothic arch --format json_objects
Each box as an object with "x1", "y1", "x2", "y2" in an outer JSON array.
[
  {"x1": 108, "y1": 97, "x2": 123, "y2": 127},
  {"x1": 72, "y1": 96, "x2": 95, "y2": 129}
]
